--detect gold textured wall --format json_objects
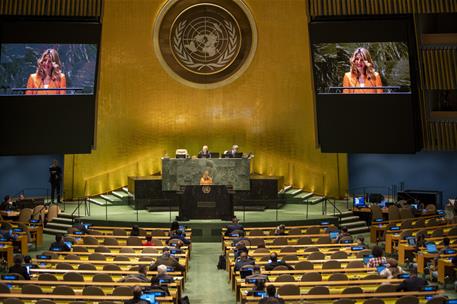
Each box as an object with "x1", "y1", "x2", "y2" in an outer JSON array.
[{"x1": 64, "y1": 0, "x2": 348, "y2": 199}]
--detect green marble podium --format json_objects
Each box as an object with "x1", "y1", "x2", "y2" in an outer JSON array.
[{"x1": 161, "y1": 158, "x2": 250, "y2": 191}]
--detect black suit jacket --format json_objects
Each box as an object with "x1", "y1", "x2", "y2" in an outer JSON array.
[
  {"x1": 9, "y1": 264, "x2": 30, "y2": 280},
  {"x1": 396, "y1": 276, "x2": 427, "y2": 291},
  {"x1": 197, "y1": 151, "x2": 211, "y2": 158}
]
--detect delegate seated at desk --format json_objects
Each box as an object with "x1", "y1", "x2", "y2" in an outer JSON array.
[
  {"x1": 200, "y1": 170, "x2": 213, "y2": 185},
  {"x1": 197, "y1": 145, "x2": 211, "y2": 158},
  {"x1": 224, "y1": 144, "x2": 242, "y2": 158}
]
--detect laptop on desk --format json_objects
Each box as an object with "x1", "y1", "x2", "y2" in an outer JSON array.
[{"x1": 425, "y1": 242, "x2": 438, "y2": 254}]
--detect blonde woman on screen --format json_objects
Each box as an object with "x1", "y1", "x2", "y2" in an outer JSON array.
[
  {"x1": 26, "y1": 48, "x2": 66, "y2": 95},
  {"x1": 343, "y1": 47, "x2": 383, "y2": 94}
]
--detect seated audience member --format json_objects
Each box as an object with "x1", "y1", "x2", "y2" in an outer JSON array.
[
  {"x1": 131, "y1": 225, "x2": 141, "y2": 236},
  {"x1": 23, "y1": 255, "x2": 38, "y2": 270},
  {"x1": 1, "y1": 195, "x2": 16, "y2": 211},
  {"x1": 259, "y1": 285, "x2": 285, "y2": 304},
  {"x1": 225, "y1": 216, "x2": 244, "y2": 236},
  {"x1": 416, "y1": 233, "x2": 426, "y2": 250},
  {"x1": 367, "y1": 245, "x2": 387, "y2": 268},
  {"x1": 72, "y1": 219, "x2": 89, "y2": 234},
  {"x1": 380, "y1": 258, "x2": 404, "y2": 279},
  {"x1": 265, "y1": 252, "x2": 294, "y2": 271},
  {"x1": 149, "y1": 247, "x2": 185, "y2": 272},
  {"x1": 438, "y1": 237, "x2": 452, "y2": 254},
  {"x1": 246, "y1": 267, "x2": 269, "y2": 283},
  {"x1": 232, "y1": 230, "x2": 248, "y2": 246},
  {"x1": 431, "y1": 237, "x2": 452, "y2": 279},
  {"x1": 151, "y1": 264, "x2": 174, "y2": 285},
  {"x1": 0, "y1": 224, "x2": 17, "y2": 241},
  {"x1": 234, "y1": 242, "x2": 249, "y2": 259},
  {"x1": 120, "y1": 265, "x2": 149, "y2": 283},
  {"x1": 9, "y1": 255, "x2": 30, "y2": 280},
  {"x1": 274, "y1": 224, "x2": 287, "y2": 236},
  {"x1": 49, "y1": 234, "x2": 71, "y2": 251},
  {"x1": 396, "y1": 267, "x2": 427, "y2": 291},
  {"x1": 168, "y1": 229, "x2": 190, "y2": 245},
  {"x1": 169, "y1": 221, "x2": 180, "y2": 236},
  {"x1": 335, "y1": 226, "x2": 352, "y2": 243},
  {"x1": 234, "y1": 251, "x2": 255, "y2": 272},
  {"x1": 124, "y1": 285, "x2": 148, "y2": 304},
  {"x1": 143, "y1": 235, "x2": 153, "y2": 246},
  {"x1": 356, "y1": 235, "x2": 369, "y2": 248}
]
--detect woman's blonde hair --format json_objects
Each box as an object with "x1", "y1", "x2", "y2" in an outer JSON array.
[
  {"x1": 350, "y1": 47, "x2": 376, "y2": 80},
  {"x1": 36, "y1": 49, "x2": 63, "y2": 81}
]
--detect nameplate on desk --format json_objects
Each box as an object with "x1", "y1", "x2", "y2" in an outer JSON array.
[{"x1": 197, "y1": 201, "x2": 216, "y2": 208}]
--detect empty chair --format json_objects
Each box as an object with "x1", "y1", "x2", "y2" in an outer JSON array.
[
  {"x1": 0, "y1": 282, "x2": 11, "y2": 294},
  {"x1": 376, "y1": 284, "x2": 397, "y2": 293},
  {"x1": 64, "y1": 236, "x2": 76, "y2": 244},
  {"x1": 64, "y1": 254, "x2": 81, "y2": 261},
  {"x1": 426, "y1": 296, "x2": 448, "y2": 304},
  {"x1": 306, "y1": 226, "x2": 321, "y2": 234},
  {"x1": 316, "y1": 236, "x2": 331, "y2": 244},
  {"x1": 126, "y1": 236, "x2": 143, "y2": 246},
  {"x1": 400, "y1": 219, "x2": 414, "y2": 229},
  {"x1": 396, "y1": 296, "x2": 419, "y2": 304},
  {"x1": 339, "y1": 236, "x2": 354, "y2": 243},
  {"x1": 364, "y1": 274, "x2": 381, "y2": 280},
  {"x1": 18, "y1": 208, "x2": 33, "y2": 222},
  {"x1": 113, "y1": 228, "x2": 128, "y2": 236},
  {"x1": 399, "y1": 230, "x2": 413, "y2": 240},
  {"x1": 63, "y1": 272, "x2": 84, "y2": 282},
  {"x1": 83, "y1": 236, "x2": 99, "y2": 245},
  {"x1": 371, "y1": 205, "x2": 383, "y2": 220},
  {"x1": 114, "y1": 255, "x2": 131, "y2": 261},
  {"x1": 113, "y1": 286, "x2": 133, "y2": 296},
  {"x1": 431, "y1": 228, "x2": 444, "y2": 238},
  {"x1": 363, "y1": 299, "x2": 385, "y2": 304},
  {"x1": 87, "y1": 229, "x2": 103, "y2": 235},
  {"x1": 82, "y1": 286, "x2": 105, "y2": 296},
  {"x1": 447, "y1": 226, "x2": 457, "y2": 236},
  {"x1": 38, "y1": 274, "x2": 58, "y2": 281},
  {"x1": 288, "y1": 228, "x2": 302, "y2": 235},
  {"x1": 277, "y1": 284, "x2": 300, "y2": 296},
  {"x1": 424, "y1": 204, "x2": 436, "y2": 215},
  {"x1": 282, "y1": 255, "x2": 298, "y2": 262},
  {"x1": 280, "y1": 247, "x2": 297, "y2": 253},
  {"x1": 53, "y1": 286, "x2": 75, "y2": 295},
  {"x1": 346, "y1": 260, "x2": 365, "y2": 268},
  {"x1": 301, "y1": 272, "x2": 322, "y2": 282},
  {"x1": 103, "y1": 264, "x2": 121, "y2": 271},
  {"x1": 78, "y1": 264, "x2": 97, "y2": 270},
  {"x1": 342, "y1": 286, "x2": 363, "y2": 294},
  {"x1": 88, "y1": 253, "x2": 106, "y2": 261},
  {"x1": 142, "y1": 247, "x2": 158, "y2": 254},
  {"x1": 36, "y1": 300, "x2": 55, "y2": 304},
  {"x1": 304, "y1": 247, "x2": 319, "y2": 252},
  {"x1": 32, "y1": 204, "x2": 46, "y2": 220},
  {"x1": 168, "y1": 238, "x2": 183, "y2": 247},
  {"x1": 120, "y1": 248, "x2": 135, "y2": 254},
  {"x1": 307, "y1": 251, "x2": 325, "y2": 260},
  {"x1": 322, "y1": 260, "x2": 341, "y2": 269},
  {"x1": 150, "y1": 239, "x2": 163, "y2": 246},
  {"x1": 254, "y1": 248, "x2": 270, "y2": 254},
  {"x1": 328, "y1": 273, "x2": 348, "y2": 281},
  {"x1": 427, "y1": 218, "x2": 439, "y2": 227},
  {"x1": 150, "y1": 230, "x2": 166, "y2": 236},
  {"x1": 103, "y1": 238, "x2": 119, "y2": 246},
  {"x1": 248, "y1": 230, "x2": 264, "y2": 236},
  {"x1": 139, "y1": 256, "x2": 154, "y2": 262},
  {"x1": 272, "y1": 265, "x2": 288, "y2": 271},
  {"x1": 56, "y1": 263, "x2": 74, "y2": 270},
  {"x1": 249, "y1": 238, "x2": 265, "y2": 247},
  {"x1": 308, "y1": 286, "x2": 329, "y2": 295},
  {"x1": 297, "y1": 237, "x2": 312, "y2": 245},
  {"x1": 73, "y1": 246, "x2": 89, "y2": 252},
  {"x1": 272, "y1": 238, "x2": 288, "y2": 245},
  {"x1": 388, "y1": 205, "x2": 401, "y2": 221},
  {"x1": 334, "y1": 300, "x2": 356, "y2": 304},
  {"x1": 4, "y1": 299, "x2": 24, "y2": 304},
  {"x1": 356, "y1": 249, "x2": 372, "y2": 258},
  {"x1": 22, "y1": 284, "x2": 43, "y2": 294},
  {"x1": 330, "y1": 251, "x2": 348, "y2": 259},
  {"x1": 294, "y1": 261, "x2": 313, "y2": 270},
  {"x1": 400, "y1": 208, "x2": 414, "y2": 219},
  {"x1": 414, "y1": 218, "x2": 426, "y2": 227},
  {"x1": 275, "y1": 274, "x2": 296, "y2": 282},
  {"x1": 92, "y1": 274, "x2": 114, "y2": 282}
]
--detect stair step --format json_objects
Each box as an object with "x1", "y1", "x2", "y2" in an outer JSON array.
[
  {"x1": 100, "y1": 194, "x2": 122, "y2": 202},
  {"x1": 348, "y1": 226, "x2": 370, "y2": 234},
  {"x1": 122, "y1": 187, "x2": 129, "y2": 193},
  {"x1": 340, "y1": 216, "x2": 360, "y2": 222},
  {"x1": 285, "y1": 188, "x2": 303, "y2": 196},
  {"x1": 283, "y1": 185, "x2": 292, "y2": 192},
  {"x1": 342, "y1": 221, "x2": 367, "y2": 228},
  {"x1": 112, "y1": 190, "x2": 130, "y2": 199},
  {"x1": 88, "y1": 198, "x2": 112, "y2": 206},
  {"x1": 58, "y1": 213, "x2": 78, "y2": 219},
  {"x1": 46, "y1": 222, "x2": 72, "y2": 229},
  {"x1": 305, "y1": 196, "x2": 325, "y2": 204},
  {"x1": 51, "y1": 217, "x2": 74, "y2": 224},
  {"x1": 44, "y1": 228, "x2": 67, "y2": 235},
  {"x1": 294, "y1": 192, "x2": 314, "y2": 199}
]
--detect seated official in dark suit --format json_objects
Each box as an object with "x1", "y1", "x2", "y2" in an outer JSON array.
[
  {"x1": 197, "y1": 145, "x2": 211, "y2": 158},
  {"x1": 124, "y1": 286, "x2": 149, "y2": 304},
  {"x1": 119, "y1": 265, "x2": 149, "y2": 282},
  {"x1": 224, "y1": 144, "x2": 242, "y2": 158},
  {"x1": 225, "y1": 216, "x2": 244, "y2": 236},
  {"x1": 396, "y1": 268, "x2": 427, "y2": 291},
  {"x1": 168, "y1": 229, "x2": 191, "y2": 245},
  {"x1": 151, "y1": 264, "x2": 174, "y2": 285},
  {"x1": 265, "y1": 252, "x2": 294, "y2": 271},
  {"x1": 259, "y1": 285, "x2": 285, "y2": 304},
  {"x1": 149, "y1": 247, "x2": 185, "y2": 272},
  {"x1": 49, "y1": 234, "x2": 71, "y2": 251},
  {"x1": 234, "y1": 251, "x2": 256, "y2": 271}
]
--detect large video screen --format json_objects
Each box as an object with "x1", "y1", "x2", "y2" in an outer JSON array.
[
  {"x1": 0, "y1": 44, "x2": 97, "y2": 96},
  {"x1": 0, "y1": 18, "x2": 101, "y2": 155},
  {"x1": 310, "y1": 17, "x2": 421, "y2": 153},
  {"x1": 313, "y1": 42, "x2": 411, "y2": 94}
]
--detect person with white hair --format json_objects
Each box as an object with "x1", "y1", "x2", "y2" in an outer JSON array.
[
  {"x1": 151, "y1": 264, "x2": 173, "y2": 285},
  {"x1": 197, "y1": 145, "x2": 211, "y2": 158},
  {"x1": 224, "y1": 144, "x2": 242, "y2": 158}
]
